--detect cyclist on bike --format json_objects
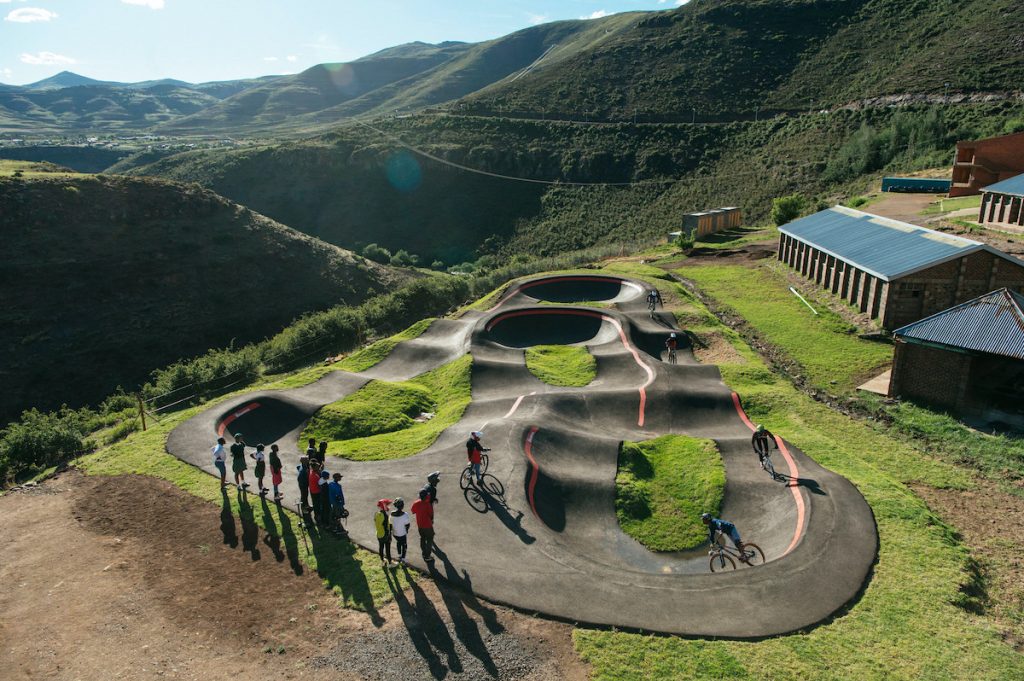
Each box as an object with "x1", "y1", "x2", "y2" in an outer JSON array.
[
  {"x1": 646, "y1": 289, "x2": 659, "y2": 309},
  {"x1": 702, "y1": 513, "x2": 745, "y2": 554},
  {"x1": 466, "y1": 431, "x2": 490, "y2": 485},
  {"x1": 665, "y1": 332, "x2": 678, "y2": 360},
  {"x1": 752, "y1": 424, "x2": 779, "y2": 478},
  {"x1": 422, "y1": 471, "x2": 441, "y2": 506}
]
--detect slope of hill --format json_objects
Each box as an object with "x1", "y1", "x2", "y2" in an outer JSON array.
[
  {"x1": 158, "y1": 42, "x2": 472, "y2": 134},
  {"x1": 462, "y1": 0, "x2": 1024, "y2": 120},
  {"x1": 123, "y1": 100, "x2": 1024, "y2": 262},
  {"x1": 0, "y1": 173, "x2": 410, "y2": 424}
]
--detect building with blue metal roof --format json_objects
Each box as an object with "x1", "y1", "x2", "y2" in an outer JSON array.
[
  {"x1": 777, "y1": 206, "x2": 1024, "y2": 329},
  {"x1": 889, "y1": 288, "x2": 1024, "y2": 417},
  {"x1": 980, "y1": 174, "x2": 1024, "y2": 230}
]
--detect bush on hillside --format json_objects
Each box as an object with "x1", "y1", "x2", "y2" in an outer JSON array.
[
  {"x1": 362, "y1": 243, "x2": 391, "y2": 264},
  {"x1": 771, "y1": 194, "x2": 807, "y2": 226},
  {"x1": 0, "y1": 407, "x2": 89, "y2": 482},
  {"x1": 389, "y1": 249, "x2": 419, "y2": 267}
]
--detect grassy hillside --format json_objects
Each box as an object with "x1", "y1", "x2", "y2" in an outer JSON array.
[
  {"x1": 0, "y1": 173, "x2": 408, "y2": 424},
  {"x1": 464, "y1": 0, "x2": 1024, "y2": 121},
  {"x1": 124, "y1": 101, "x2": 1024, "y2": 262}
]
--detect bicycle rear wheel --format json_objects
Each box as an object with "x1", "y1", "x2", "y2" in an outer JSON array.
[
  {"x1": 459, "y1": 466, "x2": 473, "y2": 490},
  {"x1": 709, "y1": 551, "x2": 736, "y2": 572},
  {"x1": 740, "y1": 543, "x2": 766, "y2": 566}
]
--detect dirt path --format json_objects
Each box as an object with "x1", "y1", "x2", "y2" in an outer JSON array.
[{"x1": 0, "y1": 472, "x2": 587, "y2": 681}]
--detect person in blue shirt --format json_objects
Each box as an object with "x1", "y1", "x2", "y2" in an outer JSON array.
[
  {"x1": 327, "y1": 472, "x2": 347, "y2": 537},
  {"x1": 702, "y1": 513, "x2": 745, "y2": 554}
]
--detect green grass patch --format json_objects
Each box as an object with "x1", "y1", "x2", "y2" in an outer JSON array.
[
  {"x1": 524, "y1": 345, "x2": 597, "y2": 387},
  {"x1": 77, "y1": 402, "x2": 412, "y2": 614},
  {"x1": 335, "y1": 318, "x2": 434, "y2": 373},
  {"x1": 573, "y1": 273, "x2": 1023, "y2": 680},
  {"x1": 681, "y1": 263, "x2": 893, "y2": 392},
  {"x1": 615, "y1": 435, "x2": 724, "y2": 552},
  {"x1": 920, "y1": 194, "x2": 982, "y2": 216},
  {"x1": 301, "y1": 355, "x2": 472, "y2": 461}
]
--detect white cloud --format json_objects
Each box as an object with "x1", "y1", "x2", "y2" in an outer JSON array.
[
  {"x1": 581, "y1": 10, "x2": 608, "y2": 20},
  {"x1": 676, "y1": 0, "x2": 692, "y2": 6},
  {"x1": 5, "y1": 7, "x2": 58, "y2": 22},
  {"x1": 285, "y1": 55, "x2": 297, "y2": 62},
  {"x1": 19, "y1": 51, "x2": 76, "y2": 65},
  {"x1": 527, "y1": 13, "x2": 548, "y2": 25},
  {"x1": 121, "y1": 0, "x2": 165, "y2": 9},
  {"x1": 263, "y1": 56, "x2": 278, "y2": 62},
  {"x1": 1, "y1": 67, "x2": 13, "y2": 81}
]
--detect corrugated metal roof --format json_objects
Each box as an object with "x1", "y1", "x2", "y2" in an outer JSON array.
[
  {"x1": 778, "y1": 206, "x2": 1023, "y2": 281},
  {"x1": 982, "y1": 173, "x2": 1024, "y2": 197},
  {"x1": 893, "y1": 288, "x2": 1024, "y2": 359}
]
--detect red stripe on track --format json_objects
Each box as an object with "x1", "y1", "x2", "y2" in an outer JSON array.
[
  {"x1": 524, "y1": 427, "x2": 541, "y2": 518},
  {"x1": 730, "y1": 392, "x2": 806, "y2": 557},
  {"x1": 216, "y1": 401, "x2": 262, "y2": 437},
  {"x1": 487, "y1": 309, "x2": 654, "y2": 427}
]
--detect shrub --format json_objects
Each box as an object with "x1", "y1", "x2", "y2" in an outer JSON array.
[
  {"x1": 361, "y1": 243, "x2": 391, "y2": 264},
  {"x1": 389, "y1": 249, "x2": 419, "y2": 267},
  {"x1": 0, "y1": 407, "x2": 89, "y2": 481},
  {"x1": 676, "y1": 233, "x2": 695, "y2": 251},
  {"x1": 771, "y1": 193, "x2": 807, "y2": 226}
]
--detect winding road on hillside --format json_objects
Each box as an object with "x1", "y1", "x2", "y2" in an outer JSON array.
[{"x1": 167, "y1": 274, "x2": 877, "y2": 637}]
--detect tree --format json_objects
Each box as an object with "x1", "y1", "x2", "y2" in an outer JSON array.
[
  {"x1": 389, "y1": 249, "x2": 419, "y2": 267},
  {"x1": 771, "y1": 194, "x2": 807, "y2": 226}
]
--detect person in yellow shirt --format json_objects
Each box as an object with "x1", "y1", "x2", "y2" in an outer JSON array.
[{"x1": 374, "y1": 498, "x2": 393, "y2": 564}]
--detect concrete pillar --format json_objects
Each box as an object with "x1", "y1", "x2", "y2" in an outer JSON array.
[
  {"x1": 979, "y1": 194, "x2": 988, "y2": 223},
  {"x1": 848, "y1": 268, "x2": 862, "y2": 304},
  {"x1": 868, "y1": 277, "x2": 883, "y2": 319}
]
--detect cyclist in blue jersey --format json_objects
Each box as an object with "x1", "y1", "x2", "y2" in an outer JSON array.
[{"x1": 702, "y1": 513, "x2": 745, "y2": 554}]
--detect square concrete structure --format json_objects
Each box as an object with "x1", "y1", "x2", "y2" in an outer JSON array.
[
  {"x1": 777, "y1": 206, "x2": 1024, "y2": 330},
  {"x1": 949, "y1": 130, "x2": 1024, "y2": 198},
  {"x1": 681, "y1": 206, "x2": 741, "y2": 238}
]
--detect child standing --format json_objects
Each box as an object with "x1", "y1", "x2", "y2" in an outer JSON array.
[
  {"x1": 327, "y1": 473, "x2": 348, "y2": 538},
  {"x1": 252, "y1": 444, "x2": 267, "y2": 495},
  {"x1": 269, "y1": 444, "x2": 284, "y2": 501},
  {"x1": 297, "y1": 456, "x2": 310, "y2": 510},
  {"x1": 391, "y1": 498, "x2": 411, "y2": 565},
  {"x1": 230, "y1": 433, "x2": 249, "y2": 490},
  {"x1": 211, "y1": 437, "x2": 228, "y2": 488},
  {"x1": 308, "y1": 460, "x2": 323, "y2": 524},
  {"x1": 374, "y1": 499, "x2": 393, "y2": 563}
]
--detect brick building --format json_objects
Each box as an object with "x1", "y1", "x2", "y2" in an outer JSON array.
[
  {"x1": 949, "y1": 130, "x2": 1024, "y2": 197},
  {"x1": 978, "y1": 174, "x2": 1024, "y2": 231},
  {"x1": 777, "y1": 207, "x2": 1024, "y2": 330},
  {"x1": 889, "y1": 288, "x2": 1024, "y2": 418}
]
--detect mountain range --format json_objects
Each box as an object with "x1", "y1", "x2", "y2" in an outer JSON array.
[{"x1": 8, "y1": 0, "x2": 1018, "y2": 136}]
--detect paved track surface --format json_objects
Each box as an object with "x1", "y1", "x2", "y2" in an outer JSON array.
[{"x1": 168, "y1": 274, "x2": 877, "y2": 637}]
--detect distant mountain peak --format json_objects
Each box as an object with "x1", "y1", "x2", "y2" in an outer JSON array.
[{"x1": 25, "y1": 71, "x2": 111, "y2": 90}]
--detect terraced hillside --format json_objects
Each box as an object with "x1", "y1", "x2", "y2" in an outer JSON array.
[{"x1": 0, "y1": 172, "x2": 409, "y2": 423}]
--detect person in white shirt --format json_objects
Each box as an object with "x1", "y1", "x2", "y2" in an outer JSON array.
[
  {"x1": 390, "y1": 497, "x2": 412, "y2": 565},
  {"x1": 251, "y1": 443, "x2": 268, "y2": 496},
  {"x1": 211, "y1": 437, "x2": 228, "y2": 488}
]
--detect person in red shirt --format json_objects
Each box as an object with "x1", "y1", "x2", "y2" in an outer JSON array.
[
  {"x1": 466, "y1": 431, "x2": 490, "y2": 485},
  {"x1": 410, "y1": 488, "x2": 435, "y2": 562},
  {"x1": 308, "y1": 461, "x2": 324, "y2": 526}
]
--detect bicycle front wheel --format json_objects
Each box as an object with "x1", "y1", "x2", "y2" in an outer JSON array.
[
  {"x1": 480, "y1": 453, "x2": 489, "y2": 474},
  {"x1": 709, "y1": 551, "x2": 736, "y2": 572},
  {"x1": 741, "y1": 543, "x2": 766, "y2": 566},
  {"x1": 459, "y1": 466, "x2": 473, "y2": 490}
]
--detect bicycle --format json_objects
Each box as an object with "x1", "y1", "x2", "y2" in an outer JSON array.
[
  {"x1": 758, "y1": 451, "x2": 779, "y2": 480},
  {"x1": 459, "y1": 452, "x2": 490, "y2": 490},
  {"x1": 708, "y1": 539, "x2": 766, "y2": 572},
  {"x1": 667, "y1": 347, "x2": 677, "y2": 364}
]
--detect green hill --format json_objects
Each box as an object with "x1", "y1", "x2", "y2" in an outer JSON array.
[
  {"x1": 462, "y1": 0, "x2": 1024, "y2": 120},
  {"x1": 0, "y1": 172, "x2": 410, "y2": 424}
]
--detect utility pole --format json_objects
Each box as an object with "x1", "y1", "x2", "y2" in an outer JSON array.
[
  {"x1": 137, "y1": 393, "x2": 147, "y2": 431},
  {"x1": 754, "y1": 106, "x2": 759, "y2": 122}
]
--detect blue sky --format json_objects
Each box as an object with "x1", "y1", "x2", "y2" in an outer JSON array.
[{"x1": 0, "y1": 0, "x2": 688, "y2": 85}]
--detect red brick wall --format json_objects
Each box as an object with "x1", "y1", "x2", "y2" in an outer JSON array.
[{"x1": 890, "y1": 342, "x2": 972, "y2": 410}]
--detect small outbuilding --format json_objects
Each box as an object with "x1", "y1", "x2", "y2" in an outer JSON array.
[
  {"x1": 949, "y1": 130, "x2": 1024, "y2": 197},
  {"x1": 978, "y1": 174, "x2": 1024, "y2": 232},
  {"x1": 889, "y1": 288, "x2": 1024, "y2": 420},
  {"x1": 681, "y1": 206, "x2": 741, "y2": 238},
  {"x1": 777, "y1": 206, "x2": 1024, "y2": 329}
]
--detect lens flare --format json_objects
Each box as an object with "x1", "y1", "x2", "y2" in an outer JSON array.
[{"x1": 385, "y1": 150, "x2": 422, "y2": 193}]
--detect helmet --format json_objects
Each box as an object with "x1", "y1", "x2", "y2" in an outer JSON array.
[
  {"x1": 234, "y1": 433, "x2": 243, "y2": 439},
  {"x1": 427, "y1": 471, "x2": 441, "y2": 484},
  {"x1": 377, "y1": 498, "x2": 392, "y2": 510},
  {"x1": 670, "y1": 332, "x2": 677, "y2": 338},
  {"x1": 471, "y1": 431, "x2": 483, "y2": 439},
  {"x1": 755, "y1": 424, "x2": 765, "y2": 433},
  {"x1": 701, "y1": 513, "x2": 712, "y2": 522},
  {"x1": 394, "y1": 497, "x2": 404, "y2": 510}
]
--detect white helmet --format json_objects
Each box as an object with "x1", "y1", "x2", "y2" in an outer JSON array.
[
  {"x1": 471, "y1": 431, "x2": 483, "y2": 439},
  {"x1": 670, "y1": 333, "x2": 677, "y2": 338}
]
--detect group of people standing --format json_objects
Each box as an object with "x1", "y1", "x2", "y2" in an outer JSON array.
[{"x1": 211, "y1": 433, "x2": 286, "y2": 499}]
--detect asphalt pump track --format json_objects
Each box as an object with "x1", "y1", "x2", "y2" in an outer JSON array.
[{"x1": 168, "y1": 274, "x2": 877, "y2": 637}]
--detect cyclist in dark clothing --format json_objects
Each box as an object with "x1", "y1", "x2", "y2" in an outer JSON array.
[
  {"x1": 297, "y1": 456, "x2": 310, "y2": 510},
  {"x1": 422, "y1": 471, "x2": 440, "y2": 506},
  {"x1": 752, "y1": 424, "x2": 779, "y2": 479},
  {"x1": 466, "y1": 431, "x2": 489, "y2": 484},
  {"x1": 702, "y1": 513, "x2": 745, "y2": 553}
]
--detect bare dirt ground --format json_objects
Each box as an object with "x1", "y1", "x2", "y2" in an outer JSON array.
[
  {"x1": 0, "y1": 471, "x2": 588, "y2": 681},
  {"x1": 869, "y1": 192, "x2": 939, "y2": 225},
  {"x1": 911, "y1": 479, "x2": 1024, "y2": 651}
]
